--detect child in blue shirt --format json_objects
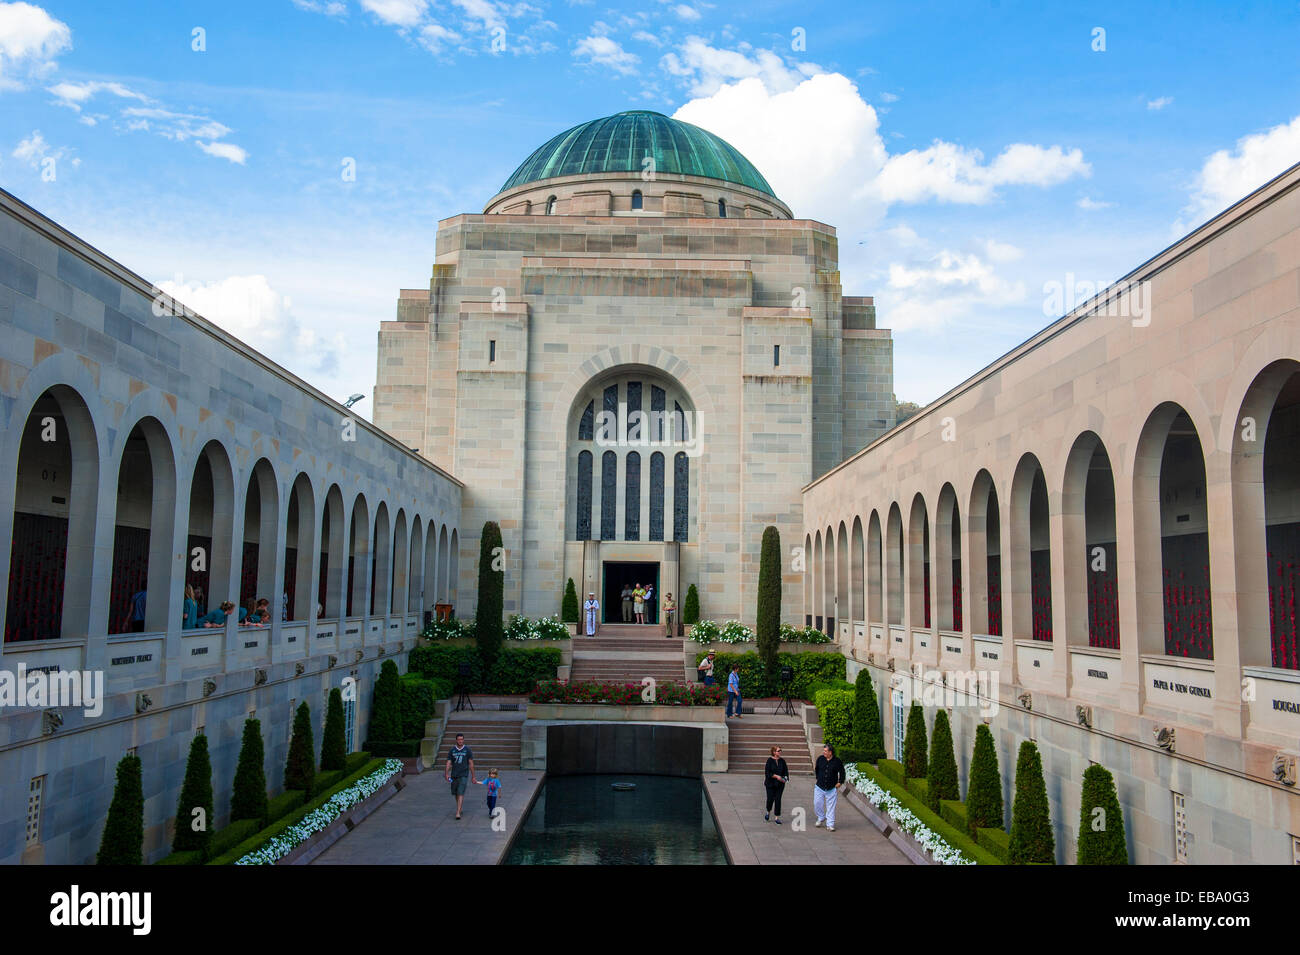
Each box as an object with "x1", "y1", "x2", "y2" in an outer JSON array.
[{"x1": 475, "y1": 769, "x2": 502, "y2": 816}]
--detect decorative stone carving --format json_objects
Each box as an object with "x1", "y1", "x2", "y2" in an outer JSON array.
[
  {"x1": 1018, "y1": 691, "x2": 1032, "y2": 711},
  {"x1": 135, "y1": 692, "x2": 153, "y2": 714},
  {"x1": 1154, "y1": 726, "x2": 1176, "y2": 752},
  {"x1": 294, "y1": 661, "x2": 305, "y2": 676},
  {"x1": 202, "y1": 678, "x2": 217, "y2": 698},
  {"x1": 886, "y1": 658, "x2": 895, "y2": 672},
  {"x1": 1075, "y1": 704, "x2": 1092, "y2": 728},
  {"x1": 328, "y1": 655, "x2": 338, "y2": 669},
  {"x1": 1273, "y1": 753, "x2": 1297, "y2": 787},
  {"x1": 377, "y1": 645, "x2": 386, "y2": 657},
  {"x1": 397, "y1": 641, "x2": 404, "y2": 652},
  {"x1": 354, "y1": 649, "x2": 364, "y2": 663},
  {"x1": 42, "y1": 709, "x2": 63, "y2": 735},
  {"x1": 254, "y1": 669, "x2": 268, "y2": 686}
]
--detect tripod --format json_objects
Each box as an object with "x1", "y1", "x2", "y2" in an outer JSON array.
[
  {"x1": 776, "y1": 677, "x2": 796, "y2": 717},
  {"x1": 454, "y1": 679, "x2": 474, "y2": 712}
]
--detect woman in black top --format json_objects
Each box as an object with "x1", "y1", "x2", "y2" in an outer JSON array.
[{"x1": 764, "y1": 745, "x2": 790, "y2": 824}]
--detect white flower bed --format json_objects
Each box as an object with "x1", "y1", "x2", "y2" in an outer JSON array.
[
  {"x1": 235, "y1": 759, "x2": 405, "y2": 865},
  {"x1": 844, "y1": 763, "x2": 975, "y2": 865}
]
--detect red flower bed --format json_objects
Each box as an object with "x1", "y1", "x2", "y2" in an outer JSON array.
[{"x1": 529, "y1": 679, "x2": 726, "y2": 706}]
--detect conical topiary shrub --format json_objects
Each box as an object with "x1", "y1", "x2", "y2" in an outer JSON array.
[
  {"x1": 851, "y1": 670, "x2": 885, "y2": 762},
  {"x1": 475, "y1": 521, "x2": 504, "y2": 669},
  {"x1": 369, "y1": 659, "x2": 403, "y2": 742},
  {"x1": 1077, "y1": 764, "x2": 1129, "y2": 864},
  {"x1": 683, "y1": 584, "x2": 700, "y2": 625},
  {"x1": 320, "y1": 687, "x2": 347, "y2": 772},
  {"x1": 172, "y1": 734, "x2": 213, "y2": 856},
  {"x1": 1008, "y1": 740, "x2": 1055, "y2": 864},
  {"x1": 756, "y1": 526, "x2": 782, "y2": 680},
  {"x1": 230, "y1": 718, "x2": 268, "y2": 824},
  {"x1": 561, "y1": 577, "x2": 580, "y2": 624},
  {"x1": 903, "y1": 702, "x2": 928, "y2": 779},
  {"x1": 965, "y1": 723, "x2": 1003, "y2": 834},
  {"x1": 926, "y1": 709, "x2": 959, "y2": 810},
  {"x1": 284, "y1": 700, "x2": 316, "y2": 797},
  {"x1": 97, "y1": 752, "x2": 144, "y2": 865}
]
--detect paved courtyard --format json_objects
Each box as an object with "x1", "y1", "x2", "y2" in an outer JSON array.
[
  {"x1": 312, "y1": 769, "x2": 543, "y2": 865},
  {"x1": 704, "y1": 773, "x2": 912, "y2": 865}
]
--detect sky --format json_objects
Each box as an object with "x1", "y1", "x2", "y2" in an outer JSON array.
[{"x1": 1, "y1": 0, "x2": 1298, "y2": 414}]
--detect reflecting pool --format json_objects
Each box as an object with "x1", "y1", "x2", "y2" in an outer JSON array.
[{"x1": 502, "y1": 774, "x2": 727, "y2": 865}]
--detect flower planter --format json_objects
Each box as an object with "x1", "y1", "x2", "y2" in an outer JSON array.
[{"x1": 278, "y1": 773, "x2": 406, "y2": 865}]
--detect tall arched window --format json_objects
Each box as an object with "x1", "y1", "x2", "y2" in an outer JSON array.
[
  {"x1": 631, "y1": 190, "x2": 643, "y2": 210},
  {"x1": 718, "y1": 198, "x2": 727, "y2": 218},
  {"x1": 600, "y1": 451, "x2": 617, "y2": 540},
  {"x1": 546, "y1": 195, "x2": 557, "y2": 215},
  {"x1": 649, "y1": 452, "x2": 665, "y2": 541},
  {"x1": 625, "y1": 452, "x2": 641, "y2": 540},
  {"x1": 576, "y1": 450, "x2": 593, "y2": 539},
  {"x1": 673, "y1": 452, "x2": 689, "y2": 541}
]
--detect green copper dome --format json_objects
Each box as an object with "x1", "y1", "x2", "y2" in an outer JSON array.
[{"x1": 499, "y1": 110, "x2": 776, "y2": 198}]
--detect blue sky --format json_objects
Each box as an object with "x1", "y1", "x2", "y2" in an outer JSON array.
[{"x1": 2, "y1": 0, "x2": 1298, "y2": 413}]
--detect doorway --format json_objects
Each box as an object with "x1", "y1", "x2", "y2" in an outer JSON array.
[{"x1": 602, "y1": 561, "x2": 660, "y2": 623}]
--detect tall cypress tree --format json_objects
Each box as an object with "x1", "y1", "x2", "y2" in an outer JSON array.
[
  {"x1": 1008, "y1": 740, "x2": 1055, "y2": 864},
  {"x1": 926, "y1": 709, "x2": 959, "y2": 810},
  {"x1": 284, "y1": 700, "x2": 316, "y2": 797},
  {"x1": 756, "y1": 526, "x2": 782, "y2": 679},
  {"x1": 230, "y1": 718, "x2": 268, "y2": 824},
  {"x1": 683, "y1": 584, "x2": 700, "y2": 625},
  {"x1": 851, "y1": 669, "x2": 885, "y2": 761},
  {"x1": 965, "y1": 723, "x2": 1003, "y2": 834},
  {"x1": 561, "y1": 578, "x2": 580, "y2": 624},
  {"x1": 903, "y1": 702, "x2": 928, "y2": 779},
  {"x1": 476, "y1": 521, "x2": 504, "y2": 669},
  {"x1": 320, "y1": 687, "x2": 347, "y2": 771},
  {"x1": 97, "y1": 753, "x2": 144, "y2": 865},
  {"x1": 370, "y1": 659, "x2": 403, "y2": 742},
  {"x1": 1077, "y1": 764, "x2": 1129, "y2": 864},
  {"x1": 172, "y1": 734, "x2": 214, "y2": 856}
]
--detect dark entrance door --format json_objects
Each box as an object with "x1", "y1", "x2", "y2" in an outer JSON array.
[{"x1": 602, "y1": 562, "x2": 660, "y2": 623}]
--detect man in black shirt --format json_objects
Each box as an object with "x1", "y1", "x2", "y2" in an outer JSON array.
[
  {"x1": 813, "y1": 743, "x2": 845, "y2": 832},
  {"x1": 445, "y1": 733, "x2": 475, "y2": 820}
]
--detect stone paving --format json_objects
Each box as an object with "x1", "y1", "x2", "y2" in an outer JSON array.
[
  {"x1": 312, "y1": 769, "x2": 542, "y2": 865},
  {"x1": 704, "y1": 772, "x2": 911, "y2": 865}
]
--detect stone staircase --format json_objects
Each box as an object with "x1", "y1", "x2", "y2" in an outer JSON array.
[
  {"x1": 433, "y1": 711, "x2": 525, "y2": 771},
  {"x1": 726, "y1": 714, "x2": 815, "y2": 777},
  {"x1": 570, "y1": 633, "x2": 687, "y2": 685}
]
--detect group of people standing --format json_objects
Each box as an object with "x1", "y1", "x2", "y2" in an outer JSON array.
[
  {"x1": 121, "y1": 586, "x2": 284, "y2": 633},
  {"x1": 580, "y1": 586, "x2": 678, "y2": 637}
]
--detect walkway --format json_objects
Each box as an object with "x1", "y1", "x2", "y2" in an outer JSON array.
[
  {"x1": 703, "y1": 773, "x2": 911, "y2": 865},
  {"x1": 311, "y1": 769, "x2": 542, "y2": 865}
]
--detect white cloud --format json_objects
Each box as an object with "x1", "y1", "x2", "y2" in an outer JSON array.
[
  {"x1": 660, "y1": 35, "x2": 816, "y2": 97},
  {"x1": 1187, "y1": 113, "x2": 1300, "y2": 221},
  {"x1": 0, "y1": 1, "x2": 69, "y2": 89},
  {"x1": 673, "y1": 4, "x2": 701, "y2": 20},
  {"x1": 47, "y1": 79, "x2": 148, "y2": 112},
  {"x1": 878, "y1": 91, "x2": 899, "y2": 103},
  {"x1": 1147, "y1": 96, "x2": 1172, "y2": 111},
  {"x1": 419, "y1": 22, "x2": 463, "y2": 53},
  {"x1": 886, "y1": 248, "x2": 1028, "y2": 332},
  {"x1": 197, "y1": 140, "x2": 248, "y2": 164},
  {"x1": 157, "y1": 274, "x2": 343, "y2": 375},
  {"x1": 632, "y1": 29, "x2": 662, "y2": 46},
  {"x1": 453, "y1": 0, "x2": 505, "y2": 34},
  {"x1": 12, "y1": 128, "x2": 77, "y2": 169},
  {"x1": 983, "y1": 238, "x2": 1023, "y2": 264},
  {"x1": 871, "y1": 140, "x2": 1089, "y2": 205},
  {"x1": 573, "y1": 34, "x2": 640, "y2": 74},
  {"x1": 292, "y1": 0, "x2": 348, "y2": 15},
  {"x1": 122, "y1": 106, "x2": 232, "y2": 142},
  {"x1": 361, "y1": 0, "x2": 428, "y2": 27},
  {"x1": 1077, "y1": 196, "x2": 1113, "y2": 210}
]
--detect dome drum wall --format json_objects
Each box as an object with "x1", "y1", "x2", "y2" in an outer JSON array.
[{"x1": 485, "y1": 172, "x2": 791, "y2": 220}]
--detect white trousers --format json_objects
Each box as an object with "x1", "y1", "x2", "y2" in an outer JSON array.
[{"x1": 814, "y1": 785, "x2": 838, "y2": 827}]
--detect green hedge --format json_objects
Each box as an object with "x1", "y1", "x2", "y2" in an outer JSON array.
[
  {"x1": 940, "y1": 799, "x2": 969, "y2": 833},
  {"x1": 407, "y1": 644, "x2": 560, "y2": 694},
  {"x1": 814, "y1": 689, "x2": 855, "y2": 750},
  {"x1": 975, "y1": 826, "x2": 1011, "y2": 863},
  {"x1": 364, "y1": 739, "x2": 422, "y2": 757},
  {"x1": 906, "y1": 776, "x2": 930, "y2": 804},
  {"x1": 878, "y1": 759, "x2": 905, "y2": 784},
  {"x1": 266, "y1": 789, "x2": 305, "y2": 824},
  {"x1": 850, "y1": 762, "x2": 1002, "y2": 865},
  {"x1": 693, "y1": 650, "x2": 845, "y2": 699},
  {"x1": 208, "y1": 757, "x2": 388, "y2": 865},
  {"x1": 399, "y1": 674, "x2": 439, "y2": 739},
  {"x1": 156, "y1": 850, "x2": 201, "y2": 866}
]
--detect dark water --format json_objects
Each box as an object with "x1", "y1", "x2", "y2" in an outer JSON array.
[{"x1": 503, "y1": 775, "x2": 728, "y2": 865}]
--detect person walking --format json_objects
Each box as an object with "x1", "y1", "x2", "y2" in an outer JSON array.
[
  {"x1": 813, "y1": 743, "x2": 846, "y2": 832},
  {"x1": 583, "y1": 592, "x2": 600, "y2": 637},
  {"x1": 125, "y1": 588, "x2": 147, "y2": 633},
  {"x1": 764, "y1": 745, "x2": 790, "y2": 824},
  {"x1": 444, "y1": 732, "x2": 476, "y2": 820},
  {"x1": 662, "y1": 592, "x2": 676, "y2": 638},
  {"x1": 475, "y1": 768, "x2": 502, "y2": 817},
  {"x1": 633, "y1": 582, "x2": 645, "y2": 624},
  {"x1": 726, "y1": 665, "x2": 743, "y2": 719},
  {"x1": 621, "y1": 584, "x2": 633, "y2": 623},
  {"x1": 182, "y1": 584, "x2": 199, "y2": 630},
  {"x1": 698, "y1": 649, "x2": 717, "y2": 685}
]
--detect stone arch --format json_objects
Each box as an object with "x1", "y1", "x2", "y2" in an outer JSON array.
[
  {"x1": 1062, "y1": 431, "x2": 1119, "y2": 648},
  {"x1": 967, "y1": 468, "x2": 1001, "y2": 636},
  {"x1": 238, "y1": 457, "x2": 280, "y2": 618},
  {"x1": 392, "y1": 507, "x2": 409, "y2": 617},
  {"x1": 371, "y1": 502, "x2": 391, "y2": 616},
  {"x1": 851, "y1": 516, "x2": 865, "y2": 625},
  {"x1": 907, "y1": 492, "x2": 930, "y2": 629},
  {"x1": 409, "y1": 515, "x2": 424, "y2": 613},
  {"x1": 108, "y1": 413, "x2": 178, "y2": 633},
  {"x1": 285, "y1": 472, "x2": 315, "y2": 622},
  {"x1": 1009, "y1": 453, "x2": 1051, "y2": 641},
  {"x1": 867, "y1": 510, "x2": 883, "y2": 624},
  {"x1": 186, "y1": 439, "x2": 237, "y2": 624},
  {"x1": 886, "y1": 502, "x2": 904, "y2": 627},
  {"x1": 936, "y1": 483, "x2": 961, "y2": 631}
]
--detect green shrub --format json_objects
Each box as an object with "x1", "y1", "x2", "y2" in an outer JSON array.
[
  {"x1": 906, "y1": 776, "x2": 929, "y2": 803},
  {"x1": 370, "y1": 659, "x2": 403, "y2": 743},
  {"x1": 230, "y1": 718, "x2": 268, "y2": 825},
  {"x1": 756, "y1": 526, "x2": 782, "y2": 679},
  {"x1": 97, "y1": 753, "x2": 144, "y2": 865},
  {"x1": 487, "y1": 647, "x2": 563, "y2": 693},
  {"x1": 320, "y1": 688, "x2": 347, "y2": 772},
  {"x1": 284, "y1": 701, "x2": 316, "y2": 798},
  {"x1": 475, "y1": 521, "x2": 505, "y2": 668},
  {"x1": 1077, "y1": 764, "x2": 1129, "y2": 865},
  {"x1": 156, "y1": 850, "x2": 201, "y2": 866},
  {"x1": 814, "y1": 689, "x2": 855, "y2": 750},
  {"x1": 313, "y1": 770, "x2": 344, "y2": 794},
  {"x1": 365, "y1": 740, "x2": 422, "y2": 757},
  {"x1": 399, "y1": 674, "x2": 438, "y2": 739},
  {"x1": 345, "y1": 752, "x2": 371, "y2": 774},
  {"x1": 976, "y1": 826, "x2": 1011, "y2": 862},
  {"x1": 209, "y1": 818, "x2": 262, "y2": 859},
  {"x1": 940, "y1": 799, "x2": 969, "y2": 833},
  {"x1": 683, "y1": 584, "x2": 700, "y2": 625},
  {"x1": 851, "y1": 670, "x2": 886, "y2": 762},
  {"x1": 877, "y1": 759, "x2": 905, "y2": 784},
  {"x1": 1008, "y1": 740, "x2": 1055, "y2": 864},
  {"x1": 837, "y1": 747, "x2": 880, "y2": 764},
  {"x1": 903, "y1": 702, "x2": 928, "y2": 780},
  {"x1": 561, "y1": 578, "x2": 579, "y2": 623},
  {"x1": 693, "y1": 650, "x2": 845, "y2": 699},
  {"x1": 965, "y1": 724, "x2": 1003, "y2": 834},
  {"x1": 849, "y1": 761, "x2": 1001, "y2": 865},
  {"x1": 926, "y1": 709, "x2": 959, "y2": 811},
  {"x1": 172, "y1": 734, "x2": 214, "y2": 857},
  {"x1": 409, "y1": 644, "x2": 484, "y2": 686},
  {"x1": 267, "y1": 789, "x2": 305, "y2": 824}
]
